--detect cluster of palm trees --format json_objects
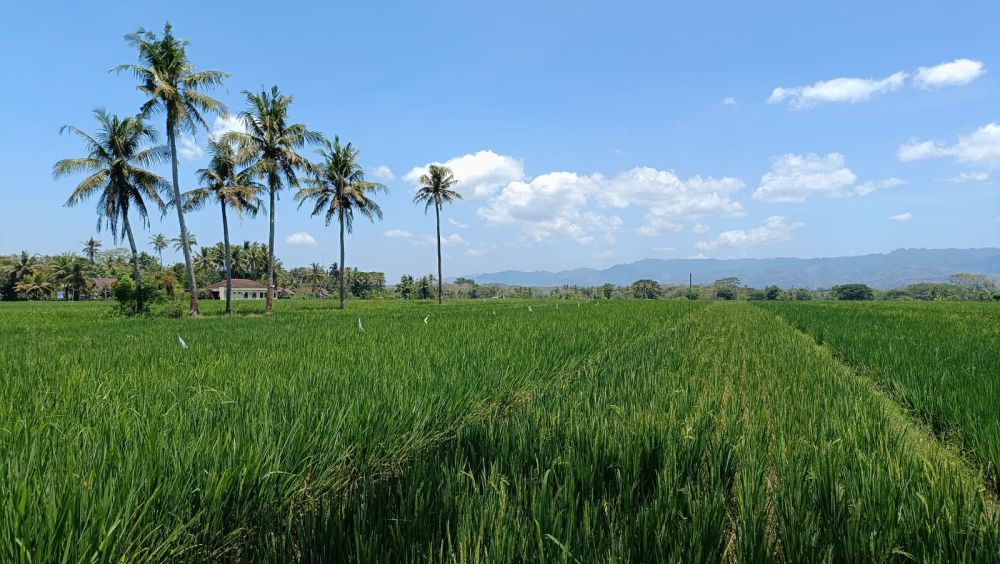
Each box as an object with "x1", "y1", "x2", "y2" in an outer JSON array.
[
  {"x1": 2, "y1": 251, "x2": 97, "y2": 301},
  {"x1": 53, "y1": 22, "x2": 462, "y2": 315}
]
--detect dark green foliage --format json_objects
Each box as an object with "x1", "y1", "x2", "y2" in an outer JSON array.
[
  {"x1": 629, "y1": 279, "x2": 662, "y2": 299},
  {"x1": 831, "y1": 284, "x2": 874, "y2": 300}
]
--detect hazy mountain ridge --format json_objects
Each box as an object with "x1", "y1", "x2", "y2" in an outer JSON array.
[{"x1": 465, "y1": 248, "x2": 1000, "y2": 289}]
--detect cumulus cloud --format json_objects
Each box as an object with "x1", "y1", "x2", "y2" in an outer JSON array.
[
  {"x1": 285, "y1": 232, "x2": 317, "y2": 247},
  {"x1": 599, "y1": 168, "x2": 745, "y2": 235},
  {"x1": 889, "y1": 212, "x2": 913, "y2": 222},
  {"x1": 177, "y1": 135, "x2": 204, "y2": 160},
  {"x1": 722, "y1": 97, "x2": 737, "y2": 106},
  {"x1": 209, "y1": 114, "x2": 247, "y2": 141},
  {"x1": 913, "y1": 58, "x2": 986, "y2": 89},
  {"x1": 474, "y1": 165, "x2": 743, "y2": 242},
  {"x1": 371, "y1": 165, "x2": 395, "y2": 181},
  {"x1": 897, "y1": 122, "x2": 1000, "y2": 167},
  {"x1": 696, "y1": 216, "x2": 804, "y2": 251},
  {"x1": 449, "y1": 218, "x2": 470, "y2": 229},
  {"x1": 692, "y1": 223, "x2": 711, "y2": 234},
  {"x1": 753, "y1": 153, "x2": 857, "y2": 202},
  {"x1": 384, "y1": 229, "x2": 464, "y2": 247},
  {"x1": 477, "y1": 171, "x2": 621, "y2": 243},
  {"x1": 405, "y1": 150, "x2": 525, "y2": 198},
  {"x1": 768, "y1": 72, "x2": 907, "y2": 109}
]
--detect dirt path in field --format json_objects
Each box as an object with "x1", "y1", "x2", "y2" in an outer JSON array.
[{"x1": 759, "y1": 305, "x2": 1000, "y2": 508}]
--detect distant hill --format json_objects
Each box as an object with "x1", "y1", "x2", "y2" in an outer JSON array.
[{"x1": 465, "y1": 248, "x2": 1000, "y2": 289}]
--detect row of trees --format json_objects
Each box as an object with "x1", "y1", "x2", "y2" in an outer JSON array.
[{"x1": 54, "y1": 23, "x2": 463, "y2": 316}]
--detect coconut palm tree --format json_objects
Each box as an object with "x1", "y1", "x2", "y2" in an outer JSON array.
[
  {"x1": 194, "y1": 246, "x2": 218, "y2": 274},
  {"x1": 115, "y1": 22, "x2": 228, "y2": 316},
  {"x1": 150, "y1": 233, "x2": 168, "y2": 267},
  {"x1": 54, "y1": 256, "x2": 95, "y2": 300},
  {"x1": 226, "y1": 86, "x2": 319, "y2": 312},
  {"x1": 172, "y1": 232, "x2": 196, "y2": 252},
  {"x1": 308, "y1": 262, "x2": 325, "y2": 294},
  {"x1": 7, "y1": 251, "x2": 38, "y2": 285},
  {"x1": 413, "y1": 164, "x2": 462, "y2": 304},
  {"x1": 183, "y1": 139, "x2": 262, "y2": 313},
  {"x1": 53, "y1": 109, "x2": 168, "y2": 312},
  {"x1": 82, "y1": 238, "x2": 102, "y2": 264},
  {"x1": 296, "y1": 136, "x2": 386, "y2": 309},
  {"x1": 15, "y1": 271, "x2": 53, "y2": 301}
]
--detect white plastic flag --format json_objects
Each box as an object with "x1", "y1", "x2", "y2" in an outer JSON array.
[
  {"x1": 177, "y1": 334, "x2": 188, "y2": 349},
  {"x1": 357, "y1": 317, "x2": 364, "y2": 331},
  {"x1": 423, "y1": 315, "x2": 429, "y2": 324}
]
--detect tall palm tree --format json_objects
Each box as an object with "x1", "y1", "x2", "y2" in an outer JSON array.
[
  {"x1": 115, "y1": 22, "x2": 228, "y2": 316},
  {"x1": 296, "y1": 136, "x2": 386, "y2": 309},
  {"x1": 308, "y1": 262, "x2": 325, "y2": 294},
  {"x1": 82, "y1": 238, "x2": 102, "y2": 264},
  {"x1": 183, "y1": 139, "x2": 262, "y2": 314},
  {"x1": 49, "y1": 254, "x2": 76, "y2": 300},
  {"x1": 413, "y1": 164, "x2": 462, "y2": 304},
  {"x1": 150, "y1": 233, "x2": 168, "y2": 267},
  {"x1": 194, "y1": 246, "x2": 218, "y2": 274},
  {"x1": 53, "y1": 109, "x2": 168, "y2": 312},
  {"x1": 172, "y1": 232, "x2": 197, "y2": 252},
  {"x1": 226, "y1": 86, "x2": 319, "y2": 312}
]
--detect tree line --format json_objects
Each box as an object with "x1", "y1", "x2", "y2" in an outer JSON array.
[{"x1": 49, "y1": 22, "x2": 462, "y2": 315}]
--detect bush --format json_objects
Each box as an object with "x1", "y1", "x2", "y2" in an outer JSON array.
[
  {"x1": 716, "y1": 286, "x2": 736, "y2": 300},
  {"x1": 110, "y1": 274, "x2": 164, "y2": 315}
]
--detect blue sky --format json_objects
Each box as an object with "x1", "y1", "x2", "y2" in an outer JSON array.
[{"x1": 1, "y1": 1, "x2": 998, "y2": 280}]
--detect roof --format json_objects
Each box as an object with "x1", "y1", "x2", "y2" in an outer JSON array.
[{"x1": 207, "y1": 278, "x2": 268, "y2": 290}]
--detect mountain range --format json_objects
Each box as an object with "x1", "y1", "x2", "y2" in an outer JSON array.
[{"x1": 464, "y1": 248, "x2": 1000, "y2": 289}]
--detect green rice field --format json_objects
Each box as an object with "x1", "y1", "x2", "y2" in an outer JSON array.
[{"x1": 1, "y1": 300, "x2": 998, "y2": 562}]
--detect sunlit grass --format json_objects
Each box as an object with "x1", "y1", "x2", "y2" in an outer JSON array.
[{"x1": 1, "y1": 300, "x2": 997, "y2": 561}]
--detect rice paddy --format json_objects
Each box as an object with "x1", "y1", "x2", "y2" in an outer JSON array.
[{"x1": 1, "y1": 300, "x2": 998, "y2": 562}]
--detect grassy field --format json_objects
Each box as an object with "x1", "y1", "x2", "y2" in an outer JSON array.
[{"x1": 1, "y1": 299, "x2": 998, "y2": 562}]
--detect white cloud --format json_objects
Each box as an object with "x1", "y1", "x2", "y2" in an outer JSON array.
[
  {"x1": 598, "y1": 168, "x2": 745, "y2": 235},
  {"x1": 384, "y1": 229, "x2": 464, "y2": 247},
  {"x1": 209, "y1": 114, "x2": 247, "y2": 141},
  {"x1": 946, "y1": 171, "x2": 992, "y2": 184},
  {"x1": 692, "y1": 223, "x2": 710, "y2": 234},
  {"x1": 593, "y1": 250, "x2": 615, "y2": 259},
  {"x1": 753, "y1": 153, "x2": 858, "y2": 202},
  {"x1": 696, "y1": 216, "x2": 803, "y2": 251},
  {"x1": 889, "y1": 212, "x2": 914, "y2": 222},
  {"x1": 405, "y1": 150, "x2": 525, "y2": 198},
  {"x1": 853, "y1": 177, "x2": 907, "y2": 196},
  {"x1": 722, "y1": 97, "x2": 737, "y2": 106},
  {"x1": 476, "y1": 171, "x2": 621, "y2": 243},
  {"x1": 768, "y1": 71, "x2": 907, "y2": 109},
  {"x1": 371, "y1": 165, "x2": 395, "y2": 181},
  {"x1": 285, "y1": 232, "x2": 317, "y2": 247},
  {"x1": 177, "y1": 135, "x2": 203, "y2": 160},
  {"x1": 914, "y1": 59, "x2": 985, "y2": 89},
  {"x1": 897, "y1": 122, "x2": 1000, "y2": 167},
  {"x1": 449, "y1": 218, "x2": 470, "y2": 229},
  {"x1": 476, "y1": 166, "x2": 743, "y2": 242}
]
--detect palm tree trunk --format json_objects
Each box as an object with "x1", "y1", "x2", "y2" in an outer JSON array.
[
  {"x1": 221, "y1": 201, "x2": 233, "y2": 315},
  {"x1": 122, "y1": 212, "x2": 143, "y2": 313},
  {"x1": 167, "y1": 114, "x2": 199, "y2": 316},
  {"x1": 266, "y1": 182, "x2": 276, "y2": 313},
  {"x1": 435, "y1": 202, "x2": 443, "y2": 304},
  {"x1": 339, "y1": 208, "x2": 346, "y2": 310}
]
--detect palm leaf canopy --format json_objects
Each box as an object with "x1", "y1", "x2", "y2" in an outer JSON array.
[
  {"x1": 112, "y1": 22, "x2": 228, "y2": 135},
  {"x1": 53, "y1": 109, "x2": 169, "y2": 242},
  {"x1": 413, "y1": 164, "x2": 462, "y2": 212},
  {"x1": 294, "y1": 136, "x2": 388, "y2": 232},
  {"x1": 182, "y1": 139, "x2": 264, "y2": 217}
]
